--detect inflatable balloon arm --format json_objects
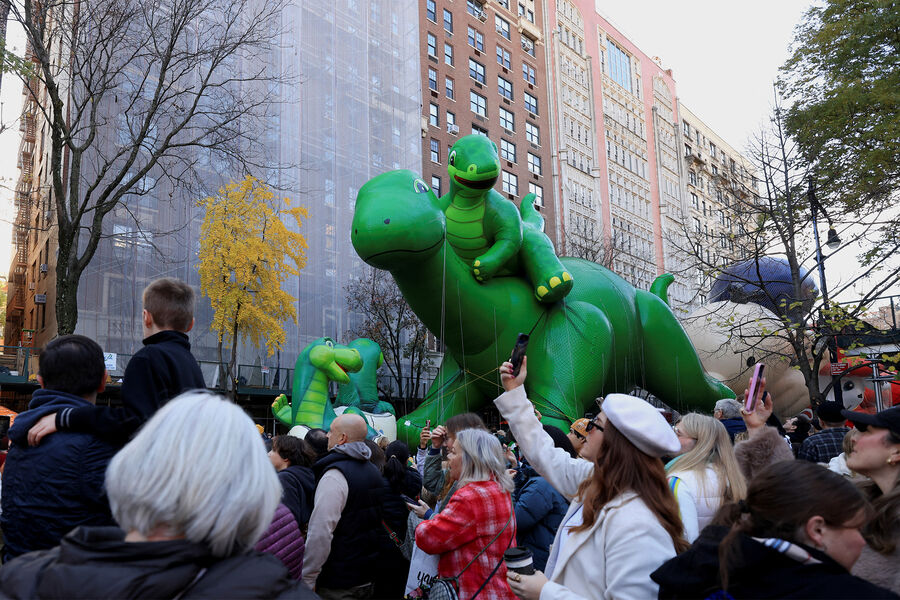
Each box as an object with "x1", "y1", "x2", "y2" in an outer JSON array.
[{"x1": 473, "y1": 199, "x2": 522, "y2": 282}]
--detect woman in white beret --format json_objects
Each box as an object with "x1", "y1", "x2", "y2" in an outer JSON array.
[{"x1": 496, "y1": 357, "x2": 688, "y2": 600}]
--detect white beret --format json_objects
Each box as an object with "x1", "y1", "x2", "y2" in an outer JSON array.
[{"x1": 601, "y1": 394, "x2": 681, "y2": 458}]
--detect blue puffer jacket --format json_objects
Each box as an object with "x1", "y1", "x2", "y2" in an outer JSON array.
[
  {"x1": 512, "y1": 465, "x2": 569, "y2": 571},
  {"x1": 1, "y1": 389, "x2": 117, "y2": 559}
]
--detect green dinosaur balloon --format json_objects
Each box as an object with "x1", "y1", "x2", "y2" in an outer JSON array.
[
  {"x1": 272, "y1": 336, "x2": 365, "y2": 431},
  {"x1": 351, "y1": 169, "x2": 735, "y2": 448},
  {"x1": 334, "y1": 338, "x2": 395, "y2": 415},
  {"x1": 442, "y1": 134, "x2": 573, "y2": 303}
]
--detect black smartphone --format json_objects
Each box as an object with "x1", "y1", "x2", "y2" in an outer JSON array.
[
  {"x1": 401, "y1": 494, "x2": 419, "y2": 505},
  {"x1": 510, "y1": 333, "x2": 529, "y2": 376}
]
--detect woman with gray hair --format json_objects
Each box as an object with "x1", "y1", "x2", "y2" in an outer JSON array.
[
  {"x1": 0, "y1": 391, "x2": 316, "y2": 599},
  {"x1": 414, "y1": 428, "x2": 517, "y2": 599}
]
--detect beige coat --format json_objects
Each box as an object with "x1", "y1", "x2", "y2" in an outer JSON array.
[{"x1": 495, "y1": 387, "x2": 677, "y2": 600}]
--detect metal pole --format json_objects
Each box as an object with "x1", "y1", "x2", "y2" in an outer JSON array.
[{"x1": 808, "y1": 179, "x2": 843, "y2": 406}]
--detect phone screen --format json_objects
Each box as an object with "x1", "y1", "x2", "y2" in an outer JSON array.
[{"x1": 745, "y1": 363, "x2": 765, "y2": 412}]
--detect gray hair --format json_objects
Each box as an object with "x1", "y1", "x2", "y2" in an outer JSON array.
[
  {"x1": 715, "y1": 398, "x2": 743, "y2": 420},
  {"x1": 454, "y1": 429, "x2": 514, "y2": 493},
  {"x1": 105, "y1": 391, "x2": 281, "y2": 556}
]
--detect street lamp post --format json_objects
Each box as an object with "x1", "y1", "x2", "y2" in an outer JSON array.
[{"x1": 808, "y1": 179, "x2": 843, "y2": 407}]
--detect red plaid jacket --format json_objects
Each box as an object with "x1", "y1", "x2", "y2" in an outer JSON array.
[{"x1": 416, "y1": 480, "x2": 516, "y2": 600}]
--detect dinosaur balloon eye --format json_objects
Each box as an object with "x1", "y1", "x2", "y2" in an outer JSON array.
[
  {"x1": 325, "y1": 340, "x2": 334, "y2": 348},
  {"x1": 413, "y1": 179, "x2": 429, "y2": 194},
  {"x1": 448, "y1": 150, "x2": 456, "y2": 166}
]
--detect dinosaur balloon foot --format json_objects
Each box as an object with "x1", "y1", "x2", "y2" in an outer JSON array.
[{"x1": 535, "y1": 270, "x2": 574, "y2": 303}]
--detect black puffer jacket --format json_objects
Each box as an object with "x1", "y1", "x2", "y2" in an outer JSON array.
[
  {"x1": 651, "y1": 525, "x2": 898, "y2": 599},
  {"x1": 1, "y1": 390, "x2": 117, "y2": 559},
  {"x1": 0, "y1": 526, "x2": 318, "y2": 599}
]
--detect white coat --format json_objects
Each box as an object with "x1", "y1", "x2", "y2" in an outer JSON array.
[
  {"x1": 667, "y1": 467, "x2": 722, "y2": 542},
  {"x1": 495, "y1": 387, "x2": 677, "y2": 600}
]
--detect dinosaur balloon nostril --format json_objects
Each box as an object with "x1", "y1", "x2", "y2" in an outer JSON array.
[
  {"x1": 354, "y1": 229, "x2": 358, "y2": 235},
  {"x1": 384, "y1": 218, "x2": 391, "y2": 224}
]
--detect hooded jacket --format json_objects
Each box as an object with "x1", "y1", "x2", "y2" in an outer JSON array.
[
  {"x1": 279, "y1": 464, "x2": 315, "y2": 528},
  {"x1": 651, "y1": 525, "x2": 897, "y2": 599},
  {"x1": 1, "y1": 389, "x2": 117, "y2": 559},
  {"x1": 0, "y1": 526, "x2": 317, "y2": 599}
]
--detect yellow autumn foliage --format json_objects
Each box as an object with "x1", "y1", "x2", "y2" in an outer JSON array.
[{"x1": 198, "y1": 176, "x2": 308, "y2": 356}]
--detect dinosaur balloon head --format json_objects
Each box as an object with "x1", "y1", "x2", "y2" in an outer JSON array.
[
  {"x1": 447, "y1": 134, "x2": 500, "y2": 198},
  {"x1": 308, "y1": 337, "x2": 362, "y2": 385},
  {"x1": 352, "y1": 169, "x2": 445, "y2": 270}
]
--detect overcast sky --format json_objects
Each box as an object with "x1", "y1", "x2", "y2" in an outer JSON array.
[{"x1": 1, "y1": 2, "x2": 893, "y2": 301}]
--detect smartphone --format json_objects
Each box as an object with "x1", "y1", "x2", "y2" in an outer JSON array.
[
  {"x1": 401, "y1": 494, "x2": 419, "y2": 505},
  {"x1": 510, "y1": 333, "x2": 529, "y2": 376},
  {"x1": 745, "y1": 363, "x2": 765, "y2": 412},
  {"x1": 425, "y1": 419, "x2": 431, "y2": 429}
]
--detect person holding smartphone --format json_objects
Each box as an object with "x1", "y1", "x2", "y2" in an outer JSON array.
[{"x1": 496, "y1": 357, "x2": 686, "y2": 600}]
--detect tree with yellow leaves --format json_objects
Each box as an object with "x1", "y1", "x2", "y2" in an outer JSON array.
[{"x1": 198, "y1": 175, "x2": 308, "y2": 398}]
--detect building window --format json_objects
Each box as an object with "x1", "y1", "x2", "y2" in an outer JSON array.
[
  {"x1": 444, "y1": 42, "x2": 454, "y2": 65},
  {"x1": 522, "y1": 62, "x2": 536, "y2": 84},
  {"x1": 712, "y1": 165, "x2": 719, "y2": 176},
  {"x1": 429, "y1": 68, "x2": 438, "y2": 91},
  {"x1": 502, "y1": 170, "x2": 518, "y2": 195},
  {"x1": 429, "y1": 103, "x2": 439, "y2": 127},
  {"x1": 685, "y1": 144, "x2": 692, "y2": 156},
  {"x1": 525, "y1": 122, "x2": 539, "y2": 144},
  {"x1": 522, "y1": 36, "x2": 535, "y2": 57},
  {"x1": 467, "y1": 26, "x2": 484, "y2": 51},
  {"x1": 527, "y1": 152, "x2": 541, "y2": 175},
  {"x1": 683, "y1": 121, "x2": 690, "y2": 138},
  {"x1": 496, "y1": 0, "x2": 509, "y2": 7},
  {"x1": 499, "y1": 107, "x2": 514, "y2": 131},
  {"x1": 495, "y1": 15, "x2": 510, "y2": 40},
  {"x1": 432, "y1": 175, "x2": 442, "y2": 196},
  {"x1": 500, "y1": 139, "x2": 516, "y2": 162},
  {"x1": 427, "y1": 33, "x2": 437, "y2": 58},
  {"x1": 529, "y1": 182, "x2": 543, "y2": 206},
  {"x1": 443, "y1": 8, "x2": 453, "y2": 32},
  {"x1": 430, "y1": 138, "x2": 440, "y2": 163},
  {"x1": 470, "y1": 91, "x2": 487, "y2": 117},
  {"x1": 472, "y1": 124, "x2": 489, "y2": 136},
  {"x1": 524, "y1": 91, "x2": 538, "y2": 114},
  {"x1": 447, "y1": 111, "x2": 456, "y2": 126},
  {"x1": 498, "y1": 76, "x2": 513, "y2": 100},
  {"x1": 466, "y1": 0, "x2": 484, "y2": 17},
  {"x1": 445, "y1": 77, "x2": 455, "y2": 99},
  {"x1": 496, "y1": 45, "x2": 511, "y2": 69},
  {"x1": 693, "y1": 217, "x2": 701, "y2": 234},
  {"x1": 691, "y1": 192, "x2": 698, "y2": 209},
  {"x1": 688, "y1": 170, "x2": 697, "y2": 185},
  {"x1": 469, "y1": 58, "x2": 486, "y2": 84},
  {"x1": 710, "y1": 143, "x2": 717, "y2": 159},
  {"x1": 426, "y1": 0, "x2": 436, "y2": 22},
  {"x1": 608, "y1": 41, "x2": 632, "y2": 92}
]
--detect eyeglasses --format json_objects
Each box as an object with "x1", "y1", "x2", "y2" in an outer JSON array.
[
  {"x1": 569, "y1": 429, "x2": 586, "y2": 441},
  {"x1": 585, "y1": 416, "x2": 604, "y2": 433}
]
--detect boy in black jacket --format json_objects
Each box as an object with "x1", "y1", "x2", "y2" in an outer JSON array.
[{"x1": 26, "y1": 278, "x2": 206, "y2": 446}]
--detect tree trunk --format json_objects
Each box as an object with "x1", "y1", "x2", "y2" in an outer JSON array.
[
  {"x1": 55, "y1": 263, "x2": 80, "y2": 335},
  {"x1": 228, "y1": 319, "x2": 239, "y2": 401},
  {"x1": 217, "y1": 337, "x2": 227, "y2": 395}
]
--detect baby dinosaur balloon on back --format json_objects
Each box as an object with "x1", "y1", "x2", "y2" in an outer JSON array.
[{"x1": 441, "y1": 134, "x2": 573, "y2": 303}]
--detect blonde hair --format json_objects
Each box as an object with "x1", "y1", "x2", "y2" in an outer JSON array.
[
  {"x1": 669, "y1": 413, "x2": 747, "y2": 502},
  {"x1": 453, "y1": 429, "x2": 514, "y2": 493}
]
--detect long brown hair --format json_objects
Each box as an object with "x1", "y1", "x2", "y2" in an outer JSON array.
[
  {"x1": 713, "y1": 460, "x2": 871, "y2": 590},
  {"x1": 572, "y1": 421, "x2": 689, "y2": 553},
  {"x1": 857, "y1": 428, "x2": 900, "y2": 553}
]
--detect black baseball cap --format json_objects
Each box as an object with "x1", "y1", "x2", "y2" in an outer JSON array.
[
  {"x1": 842, "y1": 406, "x2": 900, "y2": 437},
  {"x1": 816, "y1": 401, "x2": 845, "y2": 424}
]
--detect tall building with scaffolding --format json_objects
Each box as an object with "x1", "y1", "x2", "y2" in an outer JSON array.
[{"x1": 5, "y1": 1, "x2": 423, "y2": 378}]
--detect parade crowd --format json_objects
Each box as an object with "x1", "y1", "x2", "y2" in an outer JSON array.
[{"x1": 0, "y1": 277, "x2": 898, "y2": 599}]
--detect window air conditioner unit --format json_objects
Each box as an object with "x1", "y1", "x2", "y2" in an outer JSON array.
[
  {"x1": 478, "y1": 11, "x2": 487, "y2": 22},
  {"x1": 447, "y1": 123, "x2": 459, "y2": 134},
  {"x1": 28, "y1": 282, "x2": 35, "y2": 290},
  {"x1": 39, "y1": 263, "x2": 48, "y2": 273}
]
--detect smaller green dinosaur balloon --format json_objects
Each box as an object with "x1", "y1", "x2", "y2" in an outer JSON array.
[
  {"x1": 334, "y1": 338, "x2": 395, "y2": 415},
  {"x1": 443, "y1": 134, "x2": 573, "y2": 303},
  {"x1": 271, "y1": 337, "x2": 363, "y2": 432}
]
